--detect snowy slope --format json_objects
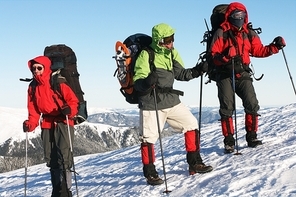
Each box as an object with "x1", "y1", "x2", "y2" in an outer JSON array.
[
  {"x1": 0, "y1": 103, "x2": 296, "y2": 197},
  {"x1": 0, "y1": 107, "x2": 38, "y2": 144}
]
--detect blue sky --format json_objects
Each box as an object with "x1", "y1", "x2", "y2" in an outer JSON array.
[{"x1": 1, "y1": 0, "x2": 295, "y2": 109}]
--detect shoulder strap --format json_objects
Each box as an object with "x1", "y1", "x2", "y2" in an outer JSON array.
[
  {"x1": 51, "y1": 73, "x2": 67, "y2": 111},
  {"x1": 246, "y1": 30, "x2": 252, "y2": 41},
  {"x1": 29, "y1": 79, "x2": 37, "y2": 102},
  {"x1": 227, "y1": 30, "x2": 238, "y2": 47},
  {"x1": 225, "y1": 30, "x2": 240, "y2": 54},
  {"x1": 50, "y1": 70, "x2": 67, "y2": 92},
  {"x1": 142, "y1": 47, "x2": 155, "y2": 72}
]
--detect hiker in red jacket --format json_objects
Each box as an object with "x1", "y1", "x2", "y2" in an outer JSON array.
[
  {"x1": 23, "y1": 55, "x2": 79, "y2": 197},
  {"x1": 209, "y1": 2, "x2": 286, "y2": 153}
]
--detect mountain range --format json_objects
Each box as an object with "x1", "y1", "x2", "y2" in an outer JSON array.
[{"x1": 0, "y1": 105, "x2": 220, "y2": 173}]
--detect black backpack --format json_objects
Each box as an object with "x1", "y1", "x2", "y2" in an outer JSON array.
[
  {"x1": 113, "y1": 33, "x2": 155, "y2": 104},
  {"x1": 43, "y1": 44, "x2": 88, "y2": 124},
  {"x1": 201, "y1": 4, "x2": 262, "y2": 83}
]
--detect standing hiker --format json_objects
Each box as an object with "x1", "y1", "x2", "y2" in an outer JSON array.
[
  {"x1": 23, "y1": 55, "x2": 79, "y2": 197},
  {"x1": 133, "y1": 23, "x2": 213, "y2": 185},
  {"x1": 209, "y1": 2, "x2": 286, "y2": 152}
]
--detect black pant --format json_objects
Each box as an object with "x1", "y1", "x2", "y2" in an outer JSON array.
[
  {"x1": 41, "y1": 122, "x2": 74, "y2": 170},
  {"x1": 217, "y1": 72, "x2": 259, "y2": 118},
  {"x1": 42, "y1": 122, "x2": 74, "y2": 196}
]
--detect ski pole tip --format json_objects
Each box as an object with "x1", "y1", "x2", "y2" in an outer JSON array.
[{"x1": 163, "y1": 190, "x2": 172, "y2": 194}]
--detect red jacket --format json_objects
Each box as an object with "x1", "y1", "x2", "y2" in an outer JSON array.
[
  {"x1": 27, "y1": 56, "x2": 79, "y2": 131},
  {"x1": 211, "y1": 2, "x2": 280, "y2": 66}
]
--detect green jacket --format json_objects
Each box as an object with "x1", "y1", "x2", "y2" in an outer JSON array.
[{"x1": 134, "y1": 23, "x2": 196, "y2": 110}]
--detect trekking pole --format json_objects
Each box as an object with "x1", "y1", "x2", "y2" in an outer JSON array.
[
  {"x1": 152, "y1": 87, "x2": 171, "y2": 194},
  {"x1": 198, "y1": 74, "x2": 203, "y2": 140},
  {"x1": 281, "y1": 48, "x2": 296, "y2": 96},
  {"x1": 231, "y1": 58, "x2": 242, "y2": 155},
  {"x1": 24, "y1": 132, "x2": 28, "y2": 197},
  {"x1": 66, "y1": 115, "x2": 79, "y2": 197},
  {"x1": 198, "y1": 52, "x2": 206, "y2": 132}
]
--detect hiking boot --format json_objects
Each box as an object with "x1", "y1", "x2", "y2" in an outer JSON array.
[
  {"x1": 247, "y1": 138, "x2": 262, "y2": 148},
  {"x1": 223, "y1": 135, "x2": 235, "y2": 146},
  {"x1": 246, "y1": 131, "x2": 262, "y2": 148},
  {"x1": 143, "y1": 164, "x2": 163, "y2": 185},
  {"x1": 224, "y1": 144, "x2": 234, "y2": 153},
  {"x1": 52, "y1": 187, "x2": 72, "y2": 197},
  {"x1": 223, "y1": 135, "x2": 235, "y2": 154},
  {"x1": 50, "y1": 168, "x2": 72, "y2": 197},
  {"x1": 146, "y1": 175, "x2": 164, "y2": 185},
  {"x1": 189, "y1": 163, "x2": 213, "y2": 175}
]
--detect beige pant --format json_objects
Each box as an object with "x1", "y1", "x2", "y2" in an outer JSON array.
[{"x1": 139, "y1": 102, "x2": 198, "y2": 144}]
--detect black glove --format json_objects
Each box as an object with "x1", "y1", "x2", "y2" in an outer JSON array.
[
  {"x1": 61, "y1": 105, "x2": 71, "y2": 116},
  {"x1": 233, "y1": 55, "x2": 242, "y2": 65},
  {"x1": 191, "y1": 61, "x2": 208, "y2": 78},
  {"x1": 23, "y1": 120, "x2": 29, "y2": 132},
  {"x1": 144, "y1": 72, "x2": 158, "y2": 87},
  {"x1": 224, "y1": 55, "x2": 245, "y2": 74},
  {"x1": 221, "y1": 45, "x2": 237, "y2": 63},
  {"x1": 273, "y1": 36, "x2": 286, "y2": 49}
]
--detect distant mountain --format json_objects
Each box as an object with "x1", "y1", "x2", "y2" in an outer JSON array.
[{"x1": 87, "y1": 111, "x2": 138, "y2": 127}]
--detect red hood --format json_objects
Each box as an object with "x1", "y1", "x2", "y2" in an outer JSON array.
[
  {"x1": 28, "y1": 56, "x2": 51, "y2": 85},
  {"x1": 220, "y1": 2, "x2": 249, "y2": 32}
]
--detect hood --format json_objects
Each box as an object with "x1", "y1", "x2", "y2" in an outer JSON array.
[
  {"x1": 151, "y1": 23, "x2": 175, "y2": 53},
  {"x1": 220, "y1": 2, "x2": 249, "y2": 32},
  {"x1": 152, "y1": 23, "x2": 175, "y2": 45},
  {"x1": 28, "y1": 56, "x2": 51, "y2": 84}
]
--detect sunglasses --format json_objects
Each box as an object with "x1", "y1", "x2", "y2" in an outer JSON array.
[
  {"x1": 160, "y1": 34, "x2": 174, "y2": 45},
  {"x1": 230, "y1": 11, "x2": 246, "y2": 20},
  {"x1": 31, "y1": 66, "x2": 43, "y2": 71}
]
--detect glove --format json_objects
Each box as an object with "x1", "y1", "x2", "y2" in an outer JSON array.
[
  {"x1": 216, "y1": 45, "x2": 237, "y2": 64},
  {"x1": 23, "y1": 120, "x2": 33, "y2": 132},
  {"x1": 273, "y1": 36, "x2": 286, "y2": 49},
  {"x1": 233, "y1": 55, "x2": 242, "y2": 66},
  {"x1": 224, "y1": 55, "x2": 245, "y2": 74},
  {"x1": 144, "y1": 72, "x2": 158, "y2": 87},
  {"x1": 191, "y1": 61, "x2": 208, "y2": 78},
  {"x1": 61, "y1": 105, "x2": 71, "y2": 116}
]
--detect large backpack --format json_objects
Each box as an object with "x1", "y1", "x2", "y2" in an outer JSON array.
[
  {"x1": 201, "y1": 4, "x2": 262, "y2": 83},
  {"x1": 113, "y1": 33, "x2": 155, "y2": 104},
  {"x1": 43, "y1": 44, "x2": 88, "y2": 124}
]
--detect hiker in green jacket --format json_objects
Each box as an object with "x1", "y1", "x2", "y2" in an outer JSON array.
[{"x1": 133, "y1": 23, "x2": 213, "y2": 186}]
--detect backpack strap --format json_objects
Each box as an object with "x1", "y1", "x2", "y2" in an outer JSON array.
[
  {"x1": 142, "y1": 46, "x2": 156, "y2": 72},
  {"x1": 51, "y1": 70, "x2": 67, "y2": 93},
  {"x1": 28, "y1": 79, "x2": 37, "y2": 102},
  {"x1": 50, "y1": 73, "x2": 68, "y2": 114},
  {"x1": 227, "y1": 30, "x2": 239, "y2": 54}
]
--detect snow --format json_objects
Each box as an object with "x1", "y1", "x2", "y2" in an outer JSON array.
[
  {"x1": 0, "y1": 107, "x2": 40, "y2": 144},
  {"x1": 1, "y1": 103, "x2": 296, "y2": 197}
]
